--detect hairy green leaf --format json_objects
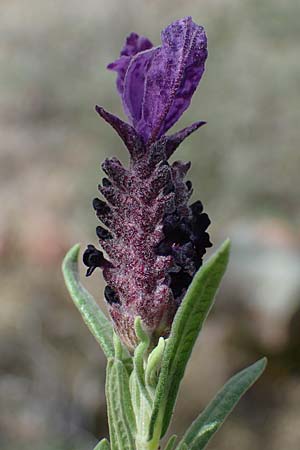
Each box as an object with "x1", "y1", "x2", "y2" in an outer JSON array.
[
  {"x1": 133, "y1": 317, "x2": 152, "y2": 405},
  {"x1": 62, "y1": 244, "x2": 114, "y2": 358},
  {"x1": 106, "y1": 357, "x2": 136, "y2": 450},
  {"x1": 145, "y1": 337, "x2": 165, "y2": 387},
  {"x1": 149, "y1": 240, "x2": 230, "y2": 440},
  {"x1": 105, "y1": 361, "x2": 118, "y2": 450},
  {"x1": 177, "y1": 358, "x2": 267, "y2": 450}
]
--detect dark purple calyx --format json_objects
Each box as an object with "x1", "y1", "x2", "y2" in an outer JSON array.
[{"x1": 83, "y1": 107, "x2": 211, "y2": 351}]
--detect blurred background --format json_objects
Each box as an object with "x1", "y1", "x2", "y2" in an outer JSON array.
[{"x1": 1, "y1": 0, "x2": 300, "y2": 449}]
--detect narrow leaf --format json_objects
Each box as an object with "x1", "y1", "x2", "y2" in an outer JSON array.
[
  {"x1": 149, "y1": 240, "x2": 230, "y2": 440},
  {"x1": 129, "y1": 369, "x2": 141, "y2": 422},
  {"x1": 177, "y1": 358, "x2": 267, "y2": 450},
  {"x1": 106, "y1": 357, "x2": 136, "y2": 450},
  {"x1": 93, "y1": 438, "x2": 110, "y2": 450},
  {"x1": 106, "y1": 360, "x2": 118, "y2": 450},
  {"x1": 62, "y1": 244, "x2": 114, "y2": 359},
  {"x1": 145, "y1": 337, "x2": 165, "y2": 387},
  {"x1": 133, "y1": 317, "x2": 152, "y2": 405}
]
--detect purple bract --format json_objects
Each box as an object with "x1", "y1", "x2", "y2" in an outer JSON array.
[
  {"x1": 83, "y1": 17, "x2": 212, "y2": 351},
  {"x1": 108, "y1": 16, "x2": 207, "y2": 143}
]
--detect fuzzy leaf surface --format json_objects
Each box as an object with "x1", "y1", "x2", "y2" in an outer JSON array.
[
  {"x1": 106, "y1": 357, "x2": 136, "y2": 450},
  {"x1": 62, "y1": 244, "x2": 114, "y2": 358},
  {"x1": 176, "y1": 358, "x2": 267, "y2": 450},
  {"x1": 149, "y1": 240, "x2": 230, "y2": 440}
]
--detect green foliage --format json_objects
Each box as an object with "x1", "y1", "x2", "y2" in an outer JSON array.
[
  {"x1": 62, "y1": 240, "x2": 267, "y2": 450},
  {"x1": 133, "y1": 318, "x2": 152, "y2": 406},
  {"x1": 176, "y1": 358, "x2": 267, "y2": 450},
  {"x1": 145, "y1": 337, "x2": 165, "y2": 387},
  {"x1": 106, "y1": 331, "x2": 137, "y2": 450},
  {"x1": 62, "y1": 243, "x2": 114, "y2": 358},
  {"x1": 106, "y1": 357, "x2": 136, "y2": 450},
  {"x1": 149, "y1": 239, "x2": 231, "y2": 440}
]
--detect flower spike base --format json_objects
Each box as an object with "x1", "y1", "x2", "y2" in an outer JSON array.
[{"x1": 62, "y1": 240, "x2": 267, "y2": 450}]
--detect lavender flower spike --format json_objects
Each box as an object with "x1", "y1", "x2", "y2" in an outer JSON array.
[{"x1": 83, "y1": 17, "x2": 212, "y2": 351}]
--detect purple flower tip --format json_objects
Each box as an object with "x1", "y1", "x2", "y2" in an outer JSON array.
[{"x1": 108, "y1": 16, "x2": 207, "y2": 143}]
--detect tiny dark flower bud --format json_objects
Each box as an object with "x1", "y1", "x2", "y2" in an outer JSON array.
[
  {"x1": 102, "y1": 177, "x2": 112, "y2": 187},
  {"x1": 191, "y1": 200, "x2": 204, "y2": 215},
  {"x1": 170, "y1": 271, "x2": 193, "y2": 300},
  {"x1": 92, "y1": 198, "x2": 111, "y2": 224},
  {"x1": 104, "y1": 286, "x2": 121, "y2": 305},
  {"x1": 192, "y1": 212, "x2": 211, "y2": 232},
  {"x1": 83, "y1": 244, "x2": 106, "y2": 276},
  {"x1": 186, "y1": 180, "x2": 192, "y2": 191},
  {"x1": 96, "y1": 226, "x2": 112, "y2": 240},
  {"x1": 93, "y1": 197, "x2": 108, "y2": 212}
]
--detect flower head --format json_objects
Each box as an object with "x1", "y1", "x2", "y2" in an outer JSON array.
[
  {"x1": 83, "y1": 17, "x2": 212, "y2": 351},
  {"x1": 108, "y1": 16, "x2": 207, "y2": 143}
]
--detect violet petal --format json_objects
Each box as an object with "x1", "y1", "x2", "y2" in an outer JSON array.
[
  {"x1": 122, "y1": 17, "x2": 207, "y2": 142},
  {"x1": 122, "y1": 47, "x2": 157, "y2": 130},
  {"x1": 120, "y1": 32, "x2": 153, "y2": 57},
  {"x1": 107, "y1": 32, "x2": 153, "y2": 95}
]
